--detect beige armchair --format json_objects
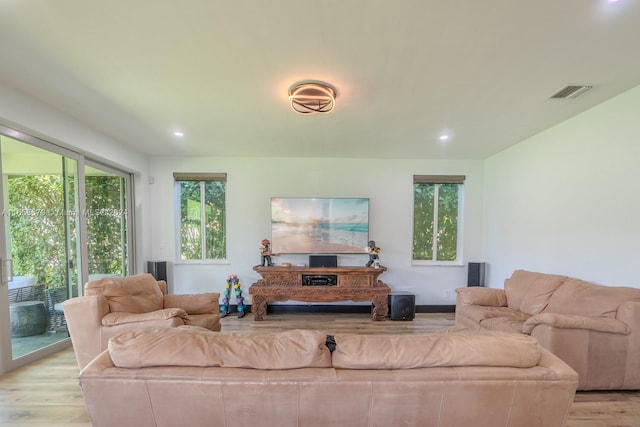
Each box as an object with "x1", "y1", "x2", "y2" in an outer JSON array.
[
  {"x1": 64, "y1": 273, "x2": 221, "y2": 369},
  {"x1": 455, "y1": 270, "x2": 640, "y2": 390}
]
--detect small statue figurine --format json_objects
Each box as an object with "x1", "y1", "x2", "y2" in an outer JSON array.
[
  {"x1": 220, "y1": 274, "x2": 246, "y2": 318},
  {"x1": 365, "y1": 240, "x2": 381, "y2": 267},
  {"x1": 260, "y1": 238, "x2": 276, "y2": 266}
]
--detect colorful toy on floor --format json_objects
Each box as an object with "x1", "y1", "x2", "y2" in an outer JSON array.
[{"x1": 220, "y1": 274, "x2": 246, "y2": 318}]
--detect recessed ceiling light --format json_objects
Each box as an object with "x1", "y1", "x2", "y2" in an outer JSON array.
[
  {"x1": 173, "y1": 131, "x2": 184, "y2": 137},
  {"x1": 439, "y1": 135, "x2": 449, "y2": 141}
]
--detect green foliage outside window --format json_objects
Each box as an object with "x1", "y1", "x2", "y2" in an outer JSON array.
[
  {"x1": 413, "y1": 183, "x2": 460, "y2": 261},
  {"x1": 7, "y1": 174, "x2": 128, "y2": 288},
  {"x1": 179, "y1": 180, "x2": 226, "y2": 260},
  {"x1": 85, "y1": 175, "x2": 128, "y2": 276},
  {"x1": 8, "y1": 175, "x2": 67, "y2": 287},
  {"x1": 413, "y1": 184, "x2": 435, "y2": 260}
]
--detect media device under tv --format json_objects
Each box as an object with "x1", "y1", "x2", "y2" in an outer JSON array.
[
  {"x1": 302, "y1": 274, "x2": 338, "y2": 286},
  {"x1": 271, "y1": 197, "x2": 369, "y2": 254},
  {"x1": 309, "y1": 255, "x2": 338, "y2": 268}
]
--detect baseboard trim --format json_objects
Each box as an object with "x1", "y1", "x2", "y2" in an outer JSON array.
[
  {"x1": 417, "y1": 305, "x2": 455, "y2": 313},
  {"x1": 228, "y1": 304, "x2": 455, "y2": 314}
]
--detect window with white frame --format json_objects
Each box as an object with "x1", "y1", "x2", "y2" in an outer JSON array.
[
  {"x1": 412, "y1": 175, "x2": 465, "y2": 264},
  {"x1": 174, "y1": 173, "x2": 226, "y2": 261}
]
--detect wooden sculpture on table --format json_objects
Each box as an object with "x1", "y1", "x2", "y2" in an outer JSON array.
[
  {"x1": 259, "y1": 238, "x2": 276, "y2": 266},
  {"x1": 365, "y1": 240, "x2": 381, "y2": 268}
]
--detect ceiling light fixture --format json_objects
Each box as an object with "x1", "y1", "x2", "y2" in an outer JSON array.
[
  {"x1": 550, "y1": 85, "x2": 593, "y2": 99},
  {"x1": 288, "y1": 81, "x2": 337, "y2": 114}
]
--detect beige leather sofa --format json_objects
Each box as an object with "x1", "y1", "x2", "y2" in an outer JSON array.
[
  {"x1": 79, "y1": 327, "x2": 577, "y2": 427},
  {"x1": 64, "y1": 273, "x2": 221, "y2": 369},
  {"x1": 456, "y1": 269, "x2": 640, "y2": 390}
]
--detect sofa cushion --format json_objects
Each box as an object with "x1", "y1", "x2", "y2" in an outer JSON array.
[
  {"x1": 331, "y1": 331, "x2": 541, "y2": 369},
  {"x1": 457, "y1": 305, "x2": 523, "y2": 325},
  {"x1": 456, "y1": 287, "x2": 507, "y2": 307},
  {"x1": 108, "y1": 327, "x2": 332, "y2": 369},
  {"x1": 163, "y1": 292, "x2": 220, "y2": 314},
  {"x1": 504, "y1": 270, "x2": 567, "y2": 315},
  {"x1": 479, "y1": 315, "x2": 528, "y2": 333},
  {"x1": 85, "y1": 273, "x2": 163, "y2": 313},
  {"x1": 545, "y1": 279, "x2": 640, "y2": 318},
  {"x1": 188, "y1": 313, "x2": 221, "y2": 331},
  {"x1": 101, "y1": 308, "x2": 190, "y2": 326}
]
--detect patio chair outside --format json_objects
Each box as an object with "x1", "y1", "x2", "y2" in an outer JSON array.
[{"x1": 45, "y1": 287, "x2": 68, "y2": 332}]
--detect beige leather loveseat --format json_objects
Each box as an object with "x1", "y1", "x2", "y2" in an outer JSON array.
[
  {"x1": 79, "y1": 327, "x2": 577, "y2": 427},
  {"x1": 64, "y1": 273, "x2": 221, "y2": 369},
  {"x1": 456, "y1": 269, "x2": 640, "y2": 390}
]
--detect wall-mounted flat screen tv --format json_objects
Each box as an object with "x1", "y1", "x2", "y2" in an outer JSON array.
[{"x1": 271, "y1": 197, "x2": 369, "y2": 254}]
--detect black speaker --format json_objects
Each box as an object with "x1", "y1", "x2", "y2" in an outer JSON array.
[
  {"x1": 388, "y1": 292, "x2": 415, "y2": 321},
  {"x1": 147, "y1": 261, "x2": 167, "y2": 282},
  {"x1": 309, "y1": 255, "x2": 338, "y2": 268},
  {"x1": 467, "y1": 262, "x2": 486, "y2": 287}
]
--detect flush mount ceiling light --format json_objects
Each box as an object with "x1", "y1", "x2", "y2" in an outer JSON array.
[{"x1": 288, "y1": 81, "x2": 337, "y2": 114}]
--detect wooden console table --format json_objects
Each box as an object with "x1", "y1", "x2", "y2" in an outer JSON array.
[{"x1": 249, "y1": 265, "x2": 390, "y2": 321}]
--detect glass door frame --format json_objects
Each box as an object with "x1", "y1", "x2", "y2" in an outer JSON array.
[
  {"x1": 82, "y1": 159, "x2": 135, "y2": 287},
  {"x1": 0, "y1": 124, "x2": 85, "y2": 374}
]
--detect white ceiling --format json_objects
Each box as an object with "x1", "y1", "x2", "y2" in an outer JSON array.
[{"x1": 1, "y1": 1, "x2": 639, "y2": 160}]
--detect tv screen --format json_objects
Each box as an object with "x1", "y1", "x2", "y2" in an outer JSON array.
[{"x1": 271, "y1": 197, "x2": 369, "y2": 254}]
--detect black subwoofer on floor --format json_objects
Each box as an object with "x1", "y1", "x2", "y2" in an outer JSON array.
[
  {"x1": 388, "y1": 292, "x2": 415, "y2": 321},
  {"x1": 467, "y1": 262, "x2": 486, "y2": 287},
  {"x1": 147, "y1": 261, "x2": 167, "y2": 282}
]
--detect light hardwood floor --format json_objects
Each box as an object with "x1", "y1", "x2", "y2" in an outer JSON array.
[{"x1": 0, "y1": 312, "x2": 639, "y2": 426}]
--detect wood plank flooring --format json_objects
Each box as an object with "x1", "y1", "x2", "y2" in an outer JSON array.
[
  {"x1": 0, "y1": 312, "x2": 638, "y2": 426},
  {"x1": 0, "y1": 346, "x2": 88, "y2": 426}
]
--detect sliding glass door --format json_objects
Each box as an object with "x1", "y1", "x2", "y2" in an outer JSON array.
[
  {"x1": 0, "y1": 130, "x2": 82, "y2": 371},
  {"x1": 0, "y1": 126, "x2": 134, "y2": 374},
  {"x1": 84, "y1": 162, "x2": 131, "y2": 281}
]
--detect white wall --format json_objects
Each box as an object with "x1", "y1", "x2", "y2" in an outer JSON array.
[
  {"x1": 0, "y1": 84, "x2": 153, "y2": 271},
  {"x1": 6, "y1": 78, "x2": 639, "y2": 301},
  {"x1": 149, "y1": 157, "x2": 485, "y2": 305},
  {"x1": 484, "y1": 84, "x2": 640, "y2": 288}
]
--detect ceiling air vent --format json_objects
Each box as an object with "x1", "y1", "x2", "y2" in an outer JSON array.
[{"x1": 550, "y1": 85, "x2": 593, "y2": 99}]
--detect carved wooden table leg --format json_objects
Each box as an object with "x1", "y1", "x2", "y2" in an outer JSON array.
[
  {"x1": 371, "y1": 293, "x2": 389, "y2": 321},
  {"x1": 251, "y1": 295, "x2": 267, "y2": 321}
]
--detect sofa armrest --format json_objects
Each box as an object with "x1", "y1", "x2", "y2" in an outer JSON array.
[
  {"x1": 523, "y1": 312, "x2": 630, "y2": 335},
  {"x1": 102, "y1": 308, "x2": 190, "y2": 326},
  {"x1": 163, "y1": 292, "x2": 220, "y2": 315},
  {"x1": 157, "y1": 280, "x2": 168, "y2": 295},
  {"x1": 455, "y1": 287, "x2": 507, "y2": 307},
  {"x1": 63, "y1": 295, "x2": 111, "y2": 369},
  {"x1": 616, "y1": 301, "x2": 640, "y2": 329}
]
